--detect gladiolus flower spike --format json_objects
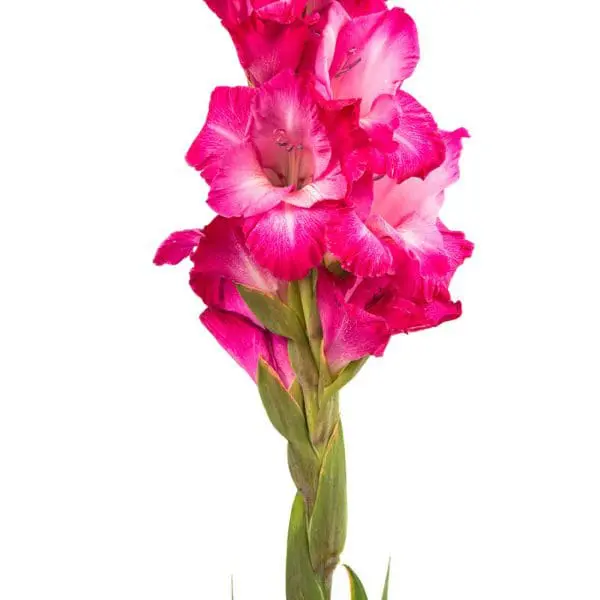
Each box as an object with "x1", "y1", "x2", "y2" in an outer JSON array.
[{"x1": 155, "y1": 1, "x2": 472, "y2": 597}]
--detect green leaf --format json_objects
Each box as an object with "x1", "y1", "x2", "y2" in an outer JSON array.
[
  {"x1": 323, "y1": 357, "x2": 368, "y2": 403},
  {"x1": 237, "y1": 285, "x2": 305, "y2": 341},
  {"x1": 382, "y1": 559, "x2": 391, "y2": 600},
  {"x1": 257, "y1": 360, "x2": 310, "y2": 447},
  {"x1": 344, "y1": 565, "x2": 369, "y2": 600},
  {"x1": 308, "y1": 423, "x2": 347, "y2": 573},
  {"x1": 287, "y1": 494, "x2": 326, "y2": 600}
]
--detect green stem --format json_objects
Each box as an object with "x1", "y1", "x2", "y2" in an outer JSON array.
[{"x1": 286, "y1": 274, "x2": 347, "y2": 600}]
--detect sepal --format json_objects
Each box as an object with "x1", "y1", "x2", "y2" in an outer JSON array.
[
  {"x1": 323, "y1": 357, "x2": 368, "y2": 403},
  {"x1": 257, "y1": 360, "x2": 310, "y2": 447},
  {"x1": 238, "y1": 285, "x2": 305, "y2": 341}
]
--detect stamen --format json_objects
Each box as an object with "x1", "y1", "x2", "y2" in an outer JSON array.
[{"x1": 334, "y1": 49, "x2": 361, "y2": 79}]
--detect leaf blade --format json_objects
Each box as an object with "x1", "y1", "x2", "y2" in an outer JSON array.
[
  {"x1": 344, "y1": 565, "x2": 369, "y2": 600},
  {"x1": 382, "y1": 559, "x2": 391, "y2": 600},
  {"x1": 287, "y1": 494, "x2": 326, "y2": 600}
]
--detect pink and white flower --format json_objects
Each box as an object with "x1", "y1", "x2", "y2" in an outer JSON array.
[
  {"x1": 309, "y1": 2, "x2": 445, "y2": 182},
  {"x1": 327, "y1": 128, "x2": 473, "y2": 284},
  {"x1": 156, "y1": 0, "x2": 473, "y2": 380},
  {"x1": 188, "y1": 70, "x2": 348, "y2": 280}
]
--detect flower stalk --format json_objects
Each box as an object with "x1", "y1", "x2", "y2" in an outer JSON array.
[{"x1": 255, "y1": 272, "x2": 348, "y2": 600}]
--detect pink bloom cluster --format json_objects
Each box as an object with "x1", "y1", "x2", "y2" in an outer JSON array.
[{"x1": 155, "y1": 0, "x2": 473, "y2": 380}]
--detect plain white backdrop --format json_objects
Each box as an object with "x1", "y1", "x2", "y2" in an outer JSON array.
[{"x1": 1, "y1": 0, "x2": 599, "y2": 598}]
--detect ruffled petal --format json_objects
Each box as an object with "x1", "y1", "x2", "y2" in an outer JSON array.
[
  {"x1": 317, "y1": 269, "x2": 390, "y2": 372},
  {"x1": 363, "y1": 91, "x2": 446, "y2": 182},
  {"x1": 153, "y1": 229, "x2": 203, "y2": 266},
  {"x1": 244, "y1": 203, "x2": 334, "y2": 280},
  {"x1": 207, "y1": 144, "x2": 290, "y2": 217},
  {"x1": 327, "y1": 207, "x2": 396, "y2": 277},
  {"x1": 190, "y1": 216, "x2": 280, "y2": 294},
  {"x1": 330, "y1": 8, "x2": 419, "y2": 115},
  {"x1": 186, "y1": 87, "x2": 255, "y2": 184}
]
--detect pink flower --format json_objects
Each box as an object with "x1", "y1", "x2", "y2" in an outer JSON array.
[
  {"x1": 308, "y1": 3, "x2": 444, "y2": 181},
  {"x1": 155, "y1": 218, "x2": 294, "y2": 386},
  {"x1": 156, "y1": 0, "x2": 473, "y2": 380},
  {"x1": 188, "y1": 70, "x2": 348, "y2": 280},
  {"x1": 327, "y1": 129, "x2": 474, "y2": 283}
]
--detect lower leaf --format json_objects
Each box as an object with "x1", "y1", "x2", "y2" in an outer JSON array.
[
  {"x1": 287, "y1": 493, "x2": 326, "y2": 600},
  {"x1": 344, "y1": 565, "x2": 369, "y2": 600}
]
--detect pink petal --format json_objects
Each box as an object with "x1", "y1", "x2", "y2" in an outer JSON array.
[
  {"x1": 285, "y1": 164, "x2": 348, "y2": 208},
  {"x1": 317, "y1": 269, "x2": 390, "y2": 372},
  {"x1": 200, "y1": 308, "x2": 291, "y2": 383},
  {"x1": 426, "y1": 128, "x2": 470, "y2": 193},
  {"x1": 207, "y1": 144, "x2": 291, "y2": 217},
  {"x1": 190, "y1": 216, "x2": 280, "y2": 294},
  {"x1": 203, "y1": 0, "x2": 252, "y2": 27},
  {"x1": 349, "y1": 271, "x2": 463, "y2": 335},
  {"x1": 153, "y1": 229, "x2": 203, "y2": 266},
  {"x1": 186, "y1": 87, "x2": 255, "y2": 184},
  {"x1": 230, "y1": 17, "x2": 308, "y2": 87},
  {"x1": 330, "y1": 8, "x2": 419, "y2": 115},
  {"x1": 363, "y1": 91, "x2": 446, "y2": 182},
  {"x1": 271, "y1": 334, "x2": 294, "y2": 388},
  {"x1": 244, "y1": 203, "x2": 333, "y2": 280},
  {"x1": 252, "y1": 70, "x2": 333, "y2": 182},
  {"x1": 371, "y1": 128, "x2": 469, "y2": 228},
  {"x1": 312, "y1": 2, "x2": 352, "y2": 102},
  {"x1": 327, "y1": 207, "x2": 396, "y2": 277},
  {"x1": 252, "y1": 0, "x2": 305, "y2": 23},
  {"x1": 338, "y1": 0, "x2": 386, "y2": 16}
]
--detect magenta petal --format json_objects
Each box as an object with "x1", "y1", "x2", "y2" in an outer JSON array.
[
  {"x1": 252, "y1": 0, "x2": 305, "y2": 23},
  {"x1": 327, "y1": 208, "x2": 395, "y2": 277},
  {"x1": 200, "y1": 308, "x2": 289, "y2": 382},
  {"x1": 317, "y1": 269, "x2": 390, "y2": 372},
  {"x1": 312, "y1": 2, "x2": 352, "y2": 102},
  {"x1": 231, "y1": 17, "x2": 308, "y2": 87},
  {"x1": 207, "y1": 144, "x2": 290, "y2": 218},
  {"x1": 362, "y1": 91, "x2": 445, "y2": 182},
  {"x1": 244, "y1": 203, "x2": 332, "y2": 280},
  {"x1": 382, "y1": 91, "x2": 445, "y2": 181},
  {"x1": 186, "y1": 87, "x2": 255, "y2": 184},
  {"x1": 191, "y1": 216, "x2": 280, "y2": 293},
  {"x1": 331, "y1": 8, "x2": 419, "y2": 115},
  {"x1": 270, "y1": 334, "x2": 294, "y2": 388},
  {"x1": 153, "y1": 229, "x2": 203, "y2": 266}
]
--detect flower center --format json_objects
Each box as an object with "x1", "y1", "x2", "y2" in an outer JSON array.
[{"x1": 266, "y1": 129, "x2": 314, "y2": 189}]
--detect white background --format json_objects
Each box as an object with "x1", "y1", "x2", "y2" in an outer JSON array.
[{"x1": 1, "y1": 0, "x2": 599, "y2": 598}]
